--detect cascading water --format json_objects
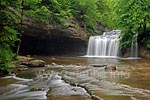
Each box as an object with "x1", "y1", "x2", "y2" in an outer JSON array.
[
  {"x1": 86, "y1": 30, "x2": 121, "y2": 57},
  {"x1": 130, "y1": 34, "x2": 138, "y2": 57}
]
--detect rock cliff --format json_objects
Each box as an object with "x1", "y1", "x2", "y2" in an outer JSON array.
[{"x1": 19, "y1": 17, "x2": 88, "y2": 56}]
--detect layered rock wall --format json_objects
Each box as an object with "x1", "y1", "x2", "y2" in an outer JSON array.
[{"x1": 19, "y1": 18, "x2": 88, "y2": 56}]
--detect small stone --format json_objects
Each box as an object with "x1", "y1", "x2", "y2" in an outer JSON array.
[{"x1": 51, "y1": 62, "x2": 57, "y2": 66}]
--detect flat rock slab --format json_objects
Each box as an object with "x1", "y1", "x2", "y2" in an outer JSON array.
[
  {"x1": 48, "y1": 95, "x2": 91, "y2": 100},
  {"x1": 19, "y1": 56, "x2": 33, "y2": 62}
]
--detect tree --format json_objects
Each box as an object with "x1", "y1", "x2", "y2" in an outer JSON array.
[
  {"x1": 25, "y1": 0, "x2": 50, "y2": 19},
  {"x1": 25, "y1": 0, "x2": 73, "y2": 27},
  {"x1": 24, "y1": 0, "x2": 114, "y2": 34},
  {"x1": 0, "y1": 0, "x2": 22, "y2": 74},
  {"x1": 115, "y1": 0, "x2": 150, "y2": 48},
  {"x1": 70, "y1": 0, "x2": 109, "y2": 33},
  {"x1": 98, "y1": 0, "x2": 116, "y2": 29}
]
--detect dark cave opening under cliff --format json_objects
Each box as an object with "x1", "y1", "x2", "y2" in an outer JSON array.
[{"x1": 19, "y1": 35, "x2": 87, "y2": 56}]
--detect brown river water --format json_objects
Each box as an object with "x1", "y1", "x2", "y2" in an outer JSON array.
[{"x1": 0, "y1": 56, "x2": 150, "y2": 100}]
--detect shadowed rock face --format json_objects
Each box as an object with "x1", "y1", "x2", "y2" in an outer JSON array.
[{"x1": 19, "y1": 23, "x2": 88, "y2": 56}]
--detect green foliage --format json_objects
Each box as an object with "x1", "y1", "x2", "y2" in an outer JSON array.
[
  {"x1": 115, "y1": 0, "x2": 150, "y2": 49},
  {"x1": 0, "y1": 0, "x2": 115, "y2": 75},
  {"x1": 145, "y1": 39, "x2": 150, "y2": 48},
  {"x1": 0, "y1": 26, "x2": 19, "y2": 47},
  {"x1": 70, "y1": 0, "x2": 110, "y2": 33},
  {"x1": 76, "y1": 0, "x2": 99, "y2": 27},
  {"x1": 0, "y1": 0, "x2": 22, "y2": 74},
  {"x1": 25, "y1": 0, "x2": 73, "y2": 26},
  {"x1": 98, "y1": 0, "x2": 116, "y2": 29},
  {"x1": 48, "y1": 0, "x2": 73, "y2": 26},
  {"x1": 25, "y1": 0, "x2": 51, "y2": 19},
  {"x1": 1, "y1": 0, "x2": 150, "y2": 70},
  {"x1": 24, "y1": 0, "x2": 112, "y2": 32},
  {"x1": 0, "y1": 48, "x2": 14, "y2": 75}
]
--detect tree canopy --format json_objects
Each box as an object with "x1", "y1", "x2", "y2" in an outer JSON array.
[
  {"x1": 0, "y1": 0, "x2": 22, "y2": 74},
  {"x1": 115, "y1": 0, "x2": 150, "y2": 48}
]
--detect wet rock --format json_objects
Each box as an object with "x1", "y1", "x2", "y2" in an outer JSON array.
[
  {"x1": 28, "y1": 60, "x2": 45, "y2": 67},
  {"x1": 30, "y1": 87, "x2": 42, "y2": 91},
  {"x1": 20, "y1": 62, "x2": 29, "y2": 66},
  {"x1": 51, "y1": 62, "x2": 57, "y2": 66},
  {"x1": 139, "y1": 47, "x2": 150, "y2": 58},
  {"x1": 92, "y1": 95, "x2": 104, "y2": 100},
  {"x1": 47, "y1": 64, "x2": 64, "y2": 69},
  {"x1": 19, "y1": 56, "x2": 33, "y2": 62},
  {"x1": 19, "y1": 57, "x2": 46, "y2": 67},
  {"x1": 18, "y1": 65, "x2": 28, "y2": 71},
  {"x1": 48, "y1": 95, "x2": 89, "y2": 100},
  {"x1": 46, "y1": 74, "x2": 90, "y2": 99},
  {"x1": 105, "y1": 65, "x2": 116, "y2": 71},
  {"x1": 90, "y1": 64, "x2": 107, "y2": 67}
]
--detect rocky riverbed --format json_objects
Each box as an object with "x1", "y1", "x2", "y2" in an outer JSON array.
[{"x1": 0, "y1": 56, "x2": 150, "y2": 100}]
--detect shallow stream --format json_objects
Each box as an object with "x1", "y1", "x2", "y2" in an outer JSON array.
[{"x1": 0, "y1": 57, "x2": 150, "y2": 100}]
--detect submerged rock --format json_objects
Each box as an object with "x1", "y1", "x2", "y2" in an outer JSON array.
[
  {"x1": 105, "y1": 65, "x2": 116, "y2": 71},
  {"x1": 19, "y1": 57, "x2": 46, "y2": 67},
  {"x1": 90, "y1": 64, "x2": 107, "y2": 67}
]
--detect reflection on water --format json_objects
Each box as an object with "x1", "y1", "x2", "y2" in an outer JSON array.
[
  {"x1": 87, "y1": 58, "x2": 120, "y2": 65},
  {"x1": 32, "y1": 56, "x2": 150, "y2": 100},
  {"x1": 34, "y1": 56, "x2": 120, "y2": 65},
  {"x1": 0, "y1": 56, "x2": 150, "y2": 100}
]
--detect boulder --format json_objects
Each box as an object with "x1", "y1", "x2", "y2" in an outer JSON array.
[{"x1": 28, "y1": 60, "x2": 45, "y2": 67}]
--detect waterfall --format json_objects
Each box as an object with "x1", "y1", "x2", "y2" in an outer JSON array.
[
  {"x1": 87, "y1": 30, "x2": 121, "y2": 57},
  {"x1": 130, "y1": 34, "x2": 138, "y2": 57}
]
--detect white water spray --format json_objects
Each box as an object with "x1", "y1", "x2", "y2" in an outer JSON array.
[
  {"x1": 130, "y1": 34, "x2": 138, "y2": 57},
  {"x1": 86, "y1": 30, "x2": 121, "y2": 57}
]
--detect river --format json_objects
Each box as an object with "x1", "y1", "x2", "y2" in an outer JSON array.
[{"x1": 0, "y1": 56, "x2": 150, "y2": 100}]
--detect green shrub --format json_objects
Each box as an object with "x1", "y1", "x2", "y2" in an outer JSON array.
[{"x1": 0, "y1": 48, "x2": 15, "y2": 75}]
